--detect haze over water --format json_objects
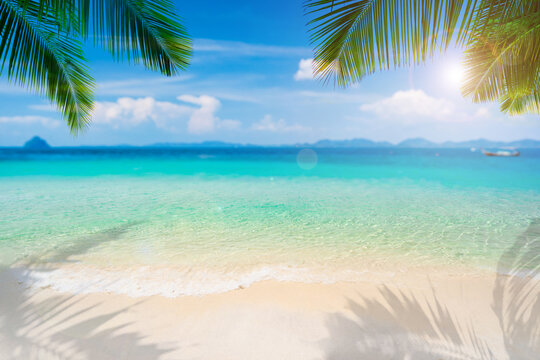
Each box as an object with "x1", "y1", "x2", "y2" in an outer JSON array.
[{"x1": 1, "y1": 147, "x2": 539, "y2": 296}]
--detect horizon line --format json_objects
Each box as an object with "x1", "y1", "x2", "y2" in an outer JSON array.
[{"x1": 7, "y1": 136, "x2": 540, "y2": 148}]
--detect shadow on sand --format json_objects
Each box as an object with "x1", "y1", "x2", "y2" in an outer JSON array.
[
  {"x1": 2, "y1": 220, "x2": 538, "y2": 359},
  {"x1": 321, "y1": 219, "x2": 540, "y2": 360},
  {"x1": 0, "y1": 222, "x2": 175, "y2": 360}
]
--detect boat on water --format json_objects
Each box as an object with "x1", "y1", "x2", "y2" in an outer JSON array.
[{"x1": 481, "y1": 148, "x2": 520, "y2": 157}]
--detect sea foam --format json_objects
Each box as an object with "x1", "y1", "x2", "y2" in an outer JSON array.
[{"x1": 12, "y1": 264, "x2": 384, "y2": 297}]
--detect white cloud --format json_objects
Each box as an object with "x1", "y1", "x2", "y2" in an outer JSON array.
[
  {"x1": 252, "y1": 115, "x2": 308, "y2": 132},
  {"x1": 92, "y1": 95, "x2": 240, "y2": 134},
  {"x1": 93, "y1": 97, "x2": 191, "y2": 130},
  {"x1": 360, "y1": 90, "x2": 455, "y2": 120},
  {"x1": 178, "y1": 95, "x2": 221, "y2": 134},
  {"x1": 294, "y1": 58, "x2": 314, "y2": 81},
  {"x1": 0, "y1": 115, "x2": 60, "y2": 128},
  {"x1": 358, "y1": 89, "x2": 495, "y2": 124}
]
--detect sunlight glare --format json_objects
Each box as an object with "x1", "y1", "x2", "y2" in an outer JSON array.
[{"x1": 443, "y1": 63, "x2": 465, "y2": 89}]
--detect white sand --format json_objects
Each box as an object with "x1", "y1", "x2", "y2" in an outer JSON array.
[{"x1": 0, "y1": 268, "x2": 538, "y2": 360}]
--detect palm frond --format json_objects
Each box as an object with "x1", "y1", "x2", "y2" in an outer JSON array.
[
  {"x1": 462, "y1": 0, "x2": 540, "y2": 114},
  {"x1": 306, "y1": 0, "x2": 478, "y2": 87},
  {"x1": 26, "y1": 0, "x2": 80, "y2": 33},
  {"x1": 500, "y1": 73, "x2": 540, "y2": 115},
  {"x1": 306, "y1": 0, "x2": 540, "y2": 115},
  {"x1": 80, "y1": 0, "x2": 191, "y2": 76},
  {"x1": 0, "y1": 0, "x2": 94, "y2": 133}
]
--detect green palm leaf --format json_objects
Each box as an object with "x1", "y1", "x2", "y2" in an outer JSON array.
[
  {"x1": 80, "y1": 0, "x2": 191, "y2": 76},
  {"x1": 462, "y1": 0, "x2": 540, "y2": 114},
  {"x1": 306, "y1": 0, "x2": 540, "y2": 115},
  {"x1": 500, "y1": 86, "x2": 540, "y2": 114},
  {"x1": 0, "y1": 0, "x2": 94, "y2": 133},
  {"x1": 306, "y1": 0, "x2": 478, "y2": 87},
  {"x1": 0, "y1": 0, "x2": 192, "y2": 133}
]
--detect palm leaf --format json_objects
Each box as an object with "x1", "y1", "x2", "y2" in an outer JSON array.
[
  {"x1": 306, "y1": 0, "x2": 539, "y2": 115},
  {"x1": 0, "y1": 0, "x2": 94, "y2": 133},
  {"x1": 306, "y1": 0, "x2": 478, "y2": 87},
  {"x1": 462, "y1": 0, "x2": 540, "y2": 114},
  {"x1": 500, "y1": 72, "x2": 540, "y2": 115},
  {"x1": 80, "y1": 0, "x2": 191, "y2": 76},
  {"x1": 0, "y1": 0, "x2": 192, "y2": 133},
  {"x1": 28, "y1": 0, "x2": 80, "y2": 33}
]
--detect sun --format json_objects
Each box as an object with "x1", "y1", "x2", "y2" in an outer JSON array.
[{"x1": 443, "y1": 63, "x2": 465, "y2": 89}]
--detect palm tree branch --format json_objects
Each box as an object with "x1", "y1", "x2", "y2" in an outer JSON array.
[
  {"x1": 80, "y1": 0, "x2": 191, "y2": 76},
  {"x1": 0, "y1": 0, "x2": 94, "y2": 133},
  {"x1": 306, "y1": 0, "x2": 478, "y2": 86},
  {"x1": 16, "y1": 0, "x2": 80, "y2": 34},
  {"x1": 500, "y1": 75, "x2": 539, "y2": 114},
  {"x1": 462, "y1": 9, "x2": 540, "y2": 108}
]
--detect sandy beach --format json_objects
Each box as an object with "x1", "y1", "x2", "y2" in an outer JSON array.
[{"x1": 1, "y1": 266, "x2": 538, "y2": 360}]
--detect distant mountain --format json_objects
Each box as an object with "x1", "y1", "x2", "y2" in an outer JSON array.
[
  {"x1": 439, "y1": 138, "x2": 540, "y2": 149},
  {"x1": 23, "y1": 136, "x2": 50, "y2": 149},
  {"x1": 440, "y1": 139, "x2": 502, "y2": 148},
  {"x1": 310, "y1": 138, "x2": 393, "y2": 148},
  {"x1": 150, "y1": 139, "x2": 394, "y2": 148},
  {"x1": 13, "y1": 137, "x2": 539, "y2": 149},
  {"x1": 507, "y1": 139, "x2": 540, "y2": 148},
  {"x1": 397, "y1": 138, "x2": 438, "y2": 148},
  {"x1": 301, "y1": 138, "x2": 540, "y2": 148},
  {"x1": 150, "y1": 141, "x2": 258, "y2": 148},
  {"x1": 385, "y1": 137, "x2": 540, "y2": 149},
  {"x1": 147, "y1": 138, "x2": 540, "y2": 149}
]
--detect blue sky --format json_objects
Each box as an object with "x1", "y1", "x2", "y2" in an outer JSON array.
[{"x1": 0, "y1": 0, "x2": 538, "y2": 146}]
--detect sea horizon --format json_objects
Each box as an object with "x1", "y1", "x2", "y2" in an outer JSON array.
[{"x1": 5, "y1": 135, "x2": 540, "y2": 149}]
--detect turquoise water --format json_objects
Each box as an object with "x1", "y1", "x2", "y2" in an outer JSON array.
[{"x1": 1, "y1": 147, "x2": 539, "y2": 296}]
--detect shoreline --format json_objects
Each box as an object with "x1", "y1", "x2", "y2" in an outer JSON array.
[
  {"x1": 1, "y1": 266, "x2": 538, "y2": 359},
  {"x1": 6, "y1": 259, "x2": 506, "y2": 298}
]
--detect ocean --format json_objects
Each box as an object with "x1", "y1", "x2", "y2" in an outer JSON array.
[{"x1": 1, "y1": 147, "x2": 539, "y2": 296}]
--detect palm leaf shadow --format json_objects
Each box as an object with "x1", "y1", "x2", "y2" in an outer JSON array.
[
  {"x1": 493, "y1": 218, "x2": 540, "y2": 358},
  {"x1": 321, "y1": 219, "x2": 539, "y2": 359},
  {"x1": 0, "y1": 222, "x2": 176, "y2": 359}
]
